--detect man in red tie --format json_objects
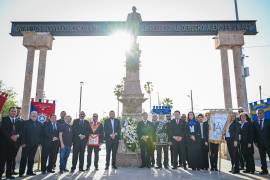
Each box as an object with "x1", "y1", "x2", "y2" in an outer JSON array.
[{"x1": 169, "y1": 110, "x2": 187, "y2": 169}]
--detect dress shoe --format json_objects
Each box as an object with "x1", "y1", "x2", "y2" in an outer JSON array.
[
  {"x1": 19, "y1": 174, "x2": 24, "y2": 177},
  {"x1": 243, "y1": 170, "x2": 250, "y2": 173},
  {"x1": 112, "y1": 165, "x2": 118, "y2": 169},
  {"x1": 172, "y1": 166, "x2": 177, "y2": 169},
  {"x1": 232, "y1": 170, "x2": 240, "y2": 174},
  {"x1": 259, "y1": 170, "x2": 268, "y2": 175},
  {"x1": 47, "y1": 170, "x2": 55, "y2": 173},
  {"x1": 155, "y1": 166, "x2": 162, "y2": 169},
  {"x1": 12, "y1": 171, "x2": 18, "y2": 175},
  {"x1": 95, "y1": 167, "x2": 99, "y2": 171},
  {"x1": 27, "y1": 172, "x2": 36, "y2": 176},
  {"x1": 164, "y1": 166, "x2": 169, "y2": 169},
  {"x1": 59, "y1": 171, "x2": 63, "y2": 174},
  {"x1": 249, "y1": 171, "x2": 254, "y2": 174},
  {"x1": 41, "y1": 171, "x2": 46, "y2": 174},
  {"x1": 70, "y1": 169, "x2": 75, "y2": 173},
  {"x1": 64, "y1": 169, "x2": 69, "y2": 172},
  {"x1": 105, "y1": 166, "x2": 109, "y2": 170},
  {"x1": 79, "y1": 169, "x2": 85, "y2": 172}
]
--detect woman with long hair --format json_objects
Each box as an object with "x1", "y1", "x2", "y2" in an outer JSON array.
[
  {"x1": 239, "y1": 112, "x2": 255, "y2": 174},
  {"x1": 186, "y1": 112, "x2": 201, "y2": 170},
  {"x1": 224, "y1": 112, "x2": 240, "y2": 174}
]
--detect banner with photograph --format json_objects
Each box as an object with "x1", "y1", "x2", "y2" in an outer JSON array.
[{"x1": 209, "y1": 111, "x2": 229, "y2": 143}]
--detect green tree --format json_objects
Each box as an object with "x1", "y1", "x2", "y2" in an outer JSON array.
[
  {"x1": 162, "y1": 98, "x2": 173, "y2": 109},
  {"x1": 144, "y1": 81, "x2": 154, "y2": 111},
  {"x1": 0, "y1": 80, "x2": 17, "y2": 117},
  {"x1": 114, "y1": 80, "x2": 124, "y2": 117}
]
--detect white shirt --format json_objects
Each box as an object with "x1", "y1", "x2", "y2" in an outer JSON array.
[
  {"x1": 259, "y1": 118, "x2": 265, "y2": 129},
  {"x1": 200, "y1": 122, "x2": 204, "y2": 138},
  {"x1": 110, "y1": 119, "x2": 115, "y2": 133}
]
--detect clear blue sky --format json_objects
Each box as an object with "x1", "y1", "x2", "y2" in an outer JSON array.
[{"x1": 0, "y1": 0, "x2": 269, "y2": 118}]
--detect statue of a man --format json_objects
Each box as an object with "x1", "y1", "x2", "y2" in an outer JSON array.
[{"x1": 126, "y1": 6, "x2": 142, "y2": 38}]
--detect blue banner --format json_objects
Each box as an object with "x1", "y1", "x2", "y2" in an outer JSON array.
[{"x1": 249, "y1": 98, "x2": 270, "y2": 121}]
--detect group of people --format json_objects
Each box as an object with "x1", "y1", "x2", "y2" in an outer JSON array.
[
  {"x1": 137, "y1": 109, "x2": 270, "y2": 176},
  {"x1": 0, "y1": 107, "x2": 269, "y2": 179},
  {"x1": 0, "y1": 108, "x2": 121, "y2": 179}
]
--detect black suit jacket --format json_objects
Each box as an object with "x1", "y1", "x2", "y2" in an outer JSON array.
[
  {"x1": 227, "y1": 121, "x2": 240, "y2": 142},
  {"x1": 42, "y1": 121, "x2": 59, "y2": 146},
  {"x1": 72, "y1": 119, "x2": 91, "y2": 144},
  {"x1": 0, "y1": 116, "x2": 23, "y2": 147},
  {"x1": 199, "y1": 121, "x2": 209, "y2": 143},
  {"x1": 136, "y1": 120, "x2": 155, "y2": 143},
  {"x1": 169, "y1": 119, "x2": 186, "y2": 143},
  {"x1": 104, "y1": 118, "x2": 121, "y2": 142},
  {"x1": 253, "y1": 119, "x2": 270, "y2": 148},
  {"x1": 240, "y1": 121, "x2": 253, "y2": 145},
  {"x1": 21, "y1": 119, "x2": 43, "y2": 146}
]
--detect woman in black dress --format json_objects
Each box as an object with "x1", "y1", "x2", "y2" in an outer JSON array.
[
  {"x1": 239, "y1": 112, "x2": 255, "y2": 174},
  {"x1": 186, "y1": 112, "x2": 201, "y2": 170},
  {"x1": 224, "y1": 112, "x2": 240, "y2": 174}
]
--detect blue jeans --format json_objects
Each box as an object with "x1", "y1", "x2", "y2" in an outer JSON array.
[{"x1": 60, "y1": 146, "x2": 71, "y2": 171}]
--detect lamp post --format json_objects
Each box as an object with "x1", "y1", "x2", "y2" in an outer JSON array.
[
  {"x1": 187, "y1": 90, "x2": 194, "y2": 112},
  {"x1": 234, "y1": 0, "x2": 249, "y2": 110},
  {"x1": 79, "y1": 81, "x2": 84, "y2": 114}
]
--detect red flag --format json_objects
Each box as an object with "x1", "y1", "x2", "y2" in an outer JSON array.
[
  {"x1": 0, "y1": 92, "x2": 8, "y2": 112},
  {"x1": 30, "y1": 99, "x2": 56, "y2": 123}
]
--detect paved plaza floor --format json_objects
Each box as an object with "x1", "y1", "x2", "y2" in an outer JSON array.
[{"x1": 10, "y1": 145, "x2": 270, "y2": 180}]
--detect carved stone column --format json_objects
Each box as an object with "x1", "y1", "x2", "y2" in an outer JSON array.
[
  {"x1": 219, "y1": 47, "x2": 232, "y2": 109},
  {"x1": 232, "y1": 46, "x2": 247, "y2": 110},
  {"x1": 21, "y1": 46, "x2": 35, "y2": 120},
  {"x1": 21, "y1": 32, "x2": 53, "y2": 119}
]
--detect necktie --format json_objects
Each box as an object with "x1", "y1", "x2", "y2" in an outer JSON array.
[
  {"x1": 13, "y1": 118, "x2": 15, "y2": 124},
  {"x1": 176, "y1": 119, "x2": 179, "y2": 125},
  {"x1": 54, "y1": 123, "x2": 57, "y2": 131},
  {"x1": 259, "y1": 119, "x2": 263, "y2": 129}
]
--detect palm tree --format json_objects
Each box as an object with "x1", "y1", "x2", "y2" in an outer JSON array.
[
  {"x1": 144, "y1": 81, "x2": 154, "y2": 112},
  {"x1": 162, "y1": 98, "x2": 173, "y2": 109},
  {"x1": 114, "y1": 83, "x2": 124, "y2": 117}
]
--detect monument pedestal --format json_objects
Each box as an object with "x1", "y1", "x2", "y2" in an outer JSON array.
[{"x1": 116, "y1": 140, "x2": 141, "y2": 167}]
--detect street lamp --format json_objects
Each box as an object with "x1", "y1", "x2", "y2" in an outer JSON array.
[
  {"x1": 79, "y1": 81, "x2": 84, "y2": 115},
  {"x1": 187, "y1": 90, "x2": 194, "y2": 112},
  {"x1": 234, "y1": 0, "x2": 249, "y2": 110}
]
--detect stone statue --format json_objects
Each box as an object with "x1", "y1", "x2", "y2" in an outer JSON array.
[{"x1": 126, "y1": 6, "x2": 142, "y2": 38}]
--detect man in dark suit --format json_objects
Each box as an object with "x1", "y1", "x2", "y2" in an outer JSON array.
[
  {"x1": 197, "y1": 114, "x2": 209, "y2": 170},
  {"x1": 57, "y1": 111, "x2": 66, "y2": 125},
  {"x1": 170, "y1": 110, "x2": 187, "y2": 169},
  {"x1": 41, "y1": 114, "x2": 59, "y2": 174},
  {"x1": 137, "y1": 112, "x2": 155, "y2": 168},
  {"x1": 19, "y1": 111, "x2": 43, "y2": 177},
  {"x1": 71, "y1": 111, "x2": 90, "y2": 172},
  {"x1": 253, "y1": 109, "x2": 270, "y2": 175},
  {"x1": 104, "y1": 110, "x2": 121, "y2": 170},
  {"x1": 0, "y1": 107, "x2": 22, "y2": 179}
]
